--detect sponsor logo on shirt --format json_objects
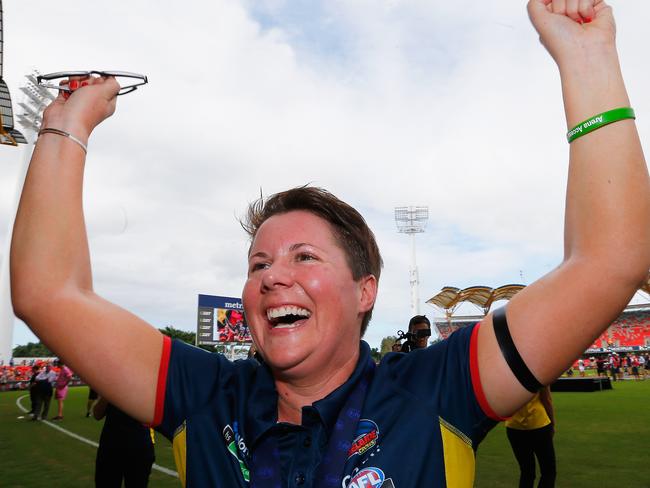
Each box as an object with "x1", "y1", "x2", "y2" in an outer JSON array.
[
  {"x1": 223, "y1": 424, "x2": 250, "y2": 482},
  {"x1": 348, "y1": 419, "x2": 380, "y2": 459},
  {"x1": 343, "y1": 467, "x2": 395, "y2": 488}
]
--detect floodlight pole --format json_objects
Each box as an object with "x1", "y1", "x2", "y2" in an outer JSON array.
[
  {"x1": 0, "y1": 71, "x2": 53, "y2": 363},
  {"x1": 409, "y1": 232, "x2": 418, "y2": 312},
  {"x1": 394, "y1": 206, "x2": 428, "y2": 317}
]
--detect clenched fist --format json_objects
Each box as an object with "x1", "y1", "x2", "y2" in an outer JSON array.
[
  {"x1": 528, "y1": 0, "x2": 616, "y2": 70},
  {"x1": 42, "y1": 75, "x2": 121, "y2": 142}
]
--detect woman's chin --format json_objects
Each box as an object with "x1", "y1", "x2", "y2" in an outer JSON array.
[
  {"x1": 265, "y1": 351, "x2": 306, "y2": 370},
  {"x1": 262, "y1": 346, "x2": 318, "y2": 377}
]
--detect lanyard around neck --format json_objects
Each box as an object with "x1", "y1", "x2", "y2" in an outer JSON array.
[{"x1": 250, "y1": 358, "x2": 376, "y2": 488}]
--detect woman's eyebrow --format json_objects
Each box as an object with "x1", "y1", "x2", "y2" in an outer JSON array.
[
  {"x1": 249, "y1": 243, "x2": 320, "y2": 259},
  {"x1": 249, "y1": 251, "x2": 270, "y2": 260},
  {"x1": 289, "y1": 243, "x2": 310, "y2": 252}
]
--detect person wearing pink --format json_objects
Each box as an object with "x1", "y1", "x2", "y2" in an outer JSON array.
[{"x1": 52, "y1": 360, "x2": 72, "y2": 421}]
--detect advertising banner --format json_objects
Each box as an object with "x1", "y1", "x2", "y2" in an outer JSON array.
[{"x1": 197, "y1": 294, "x2": 251, "y2": 345}]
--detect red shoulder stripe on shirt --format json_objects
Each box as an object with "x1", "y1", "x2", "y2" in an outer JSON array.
[
  {"x1": 151, "y1": 334, "x2": 172, "y2": 428},
  {"x1": 470, "y1": 323, "x2": 507, "y2": 421}
]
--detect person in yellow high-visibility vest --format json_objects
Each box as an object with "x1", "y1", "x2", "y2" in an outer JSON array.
[{"x1": 505, "y1": 386, "x2": 555, "y2": 488}]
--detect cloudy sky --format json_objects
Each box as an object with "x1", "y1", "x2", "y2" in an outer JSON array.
[{"x1": 1, "y1": 0, "x2": 649, "y2": 351}]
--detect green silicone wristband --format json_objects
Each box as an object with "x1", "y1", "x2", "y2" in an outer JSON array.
[{"x1": 567, "y1": 107, "x2": 636, "y2": 143}]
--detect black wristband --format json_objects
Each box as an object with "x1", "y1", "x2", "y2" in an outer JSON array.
[{"x1": 492, "y1": 307, "x2": 543, "y2": 393}]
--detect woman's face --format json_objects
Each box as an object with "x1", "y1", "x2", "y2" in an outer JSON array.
[{"x1": 242, "y1": 211, "x2": 376, "y2": 379}]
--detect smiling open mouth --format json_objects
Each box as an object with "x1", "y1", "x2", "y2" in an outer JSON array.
[{"x1": 266, "y1": 305, "x2": 312, "y2": 329}]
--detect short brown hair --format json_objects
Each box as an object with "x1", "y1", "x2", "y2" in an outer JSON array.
[{"x1": 241, "y1": 186, "x2": 383, "y2": 336}]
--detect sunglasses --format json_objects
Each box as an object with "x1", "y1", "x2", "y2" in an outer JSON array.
[
  {"x1": 37, "y1": 70, "x2": 148, "y2": 96},
  {"x1": 414, "y1": 328, "x2": 431, "y2": 339}
]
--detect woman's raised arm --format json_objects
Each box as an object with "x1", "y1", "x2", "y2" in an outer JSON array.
[
  {"x1": 10, "y1": 76, "x2": 163, "y2": 423},
  {"x1": 477, "y1": 0, "x2": 650, "y2": 416}
]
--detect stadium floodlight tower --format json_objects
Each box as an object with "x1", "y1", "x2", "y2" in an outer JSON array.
[
  {"x1": 17, "y1": 71, "x2": 54, "y2": 136},
  {"x1": 0, "y1": 71, "x2": 53, "y2": 364},
  {"x1": 395, "y1": 206, "x2": 429, "y2": 316}
]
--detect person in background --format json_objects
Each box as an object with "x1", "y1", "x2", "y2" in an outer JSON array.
[
  {"x1": 31, "y1": 364, "x2": 54, "y2": 420},
  {"x1": 52, "y1": 360, "x2": 72, "y2": 421},
  {"x1": 87, "y1": 387, "x2": 99, "y2": 417},
  {"x1": 505, "y1": 385, "x2": 556, "y2": 488},
  {"x1": 615, "y1": 354, "x2": 624, "y2": 380},
  {"x1": 609, "y1": 353, "x2": 619, "y2": 381},
  {"x1": 595, "y1": 356, "x2": 605, "y2": 378},
  {"x1": 28, "y1": 364, "x2": 39, "y2": 415},
  {"x1": 93, "y1": 396, "x2": 156, "y2": 488},
  {"x1": 638, "y1": 353, "x2": 646, "y2": 379},
  {"x1": 630, "y1": 354, "x2": 640, "y2": 380},
  {"x1": 577, "y1": 358, "x2": 585, "y2": 377},
  {"x1": 400, "y1": 315, "x2": 432, "y2": 353}
]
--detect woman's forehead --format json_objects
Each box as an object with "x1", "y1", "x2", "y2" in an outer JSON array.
[{"x1": 250, "y1": 211, "x2": 338, "y2": 252}]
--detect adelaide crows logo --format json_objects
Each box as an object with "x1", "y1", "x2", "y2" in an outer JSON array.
[{"x1": 348, "y1": 419, "x2": 380, "y2": 459}]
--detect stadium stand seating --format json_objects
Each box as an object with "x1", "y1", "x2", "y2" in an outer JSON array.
[
  {"x1": 429, "y1": 281, "x2": 650, "y2": 351},
  {"x1": 0, "y1": 360, "x2": 69, "y2": 391},
  {"x1": 588, "y1": 309, "x2": 650, "y2": 349},
  {"x1": 434, "y1": 306, "x2": 650, "y2": 350},
  {"x1": 434, "y1": 320, "x2": 477, "y2": 340}
]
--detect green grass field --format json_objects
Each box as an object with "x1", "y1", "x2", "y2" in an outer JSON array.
[
  {"x1": 1, "y1": 381, "x2": 648, "y2": 487},
  {"x1": 476, "y1": 378, "x2": 650, "y2": 488},
  {"x1": 0, "y1": 387, "x2": 178, "y2": 488}
]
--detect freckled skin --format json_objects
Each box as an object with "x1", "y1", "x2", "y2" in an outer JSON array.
[{"x1": 242, "y1": 211, "x2": 374, "y2": 383}]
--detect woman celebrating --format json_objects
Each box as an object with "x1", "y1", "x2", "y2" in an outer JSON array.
[{"x1": 11, "y1": 1, "x2": 650, "y2": 486}]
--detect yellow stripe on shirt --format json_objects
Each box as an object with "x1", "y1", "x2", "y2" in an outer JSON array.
[
  {"x1": 439, "y1": 416, "x2": 475, "y2": 488},
  {"x1": 172, "y1": 421, "x2": 188, "y2": 488}
]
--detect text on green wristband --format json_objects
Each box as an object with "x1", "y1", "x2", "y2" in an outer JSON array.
[
  {"x1": 567, "y1": 114, "x2": 604, "y2": 140},
  {"x1": 566, "y1": 107, "x2": 635, "y2": 143}
]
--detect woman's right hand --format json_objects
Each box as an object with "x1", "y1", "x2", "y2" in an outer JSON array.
[
  {"x1": 527, "y1": 0, "x2": 616, "y2": 72},
  {"x1": 41, "y1": 75, "x2": 121, "y2": 142}
]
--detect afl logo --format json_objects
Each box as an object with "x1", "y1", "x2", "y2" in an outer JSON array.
[
  {"x1": 348, "y1": 468, "x2": 385, "y2": 488},
  {"x1": 348, "y1": 419, "x2": 379, "y2": 458}
]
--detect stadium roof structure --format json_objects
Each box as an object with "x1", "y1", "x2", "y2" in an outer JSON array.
[
  {"x1": 426, "y1": 284, "x2": 526, "y2": 316},
  {"x1": 429, "y1": 275, "x2": 650, "y2": 319},
  {"x1": 0, "y1": 1, "x2": 27, "y2": 146},
  {"x1": 642, "y1": 275, "x2": 650, "y2": 296}
]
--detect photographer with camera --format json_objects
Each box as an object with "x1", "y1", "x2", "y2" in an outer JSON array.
[{"x1": 398, "y1": 315, "x2": 433, "y2": 353}]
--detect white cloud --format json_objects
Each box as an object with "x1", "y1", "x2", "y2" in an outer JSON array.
[{"x1": 1, "y1": 0, "x2": 649, "y2": 351}]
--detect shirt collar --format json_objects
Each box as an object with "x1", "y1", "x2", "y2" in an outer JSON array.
[
  {"x1": 311, "y1": 341, "x2": 371, "y2": 439},
  {"x1": 245, "y1": 341, "x2": 371, "y2": 446}
]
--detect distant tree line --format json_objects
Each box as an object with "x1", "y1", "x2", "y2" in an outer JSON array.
[
  {"x1": 12, "y1": 341, "x2": 54, "y2": 358},
  {"x1": 13, "y1": 326, "x2": 209, "y2": 358},
  {"x1": 13, "y1": 327, "x2": 392, "y2": 360}
]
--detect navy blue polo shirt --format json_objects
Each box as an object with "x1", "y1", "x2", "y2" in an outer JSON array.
[{"x1": 153, "y1": 323, "x2": 500, "y2": 487}]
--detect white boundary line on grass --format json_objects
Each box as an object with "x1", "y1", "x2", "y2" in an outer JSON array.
[{"x1": 16, "y1": 394, "x2": 178, "y2": 478}]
